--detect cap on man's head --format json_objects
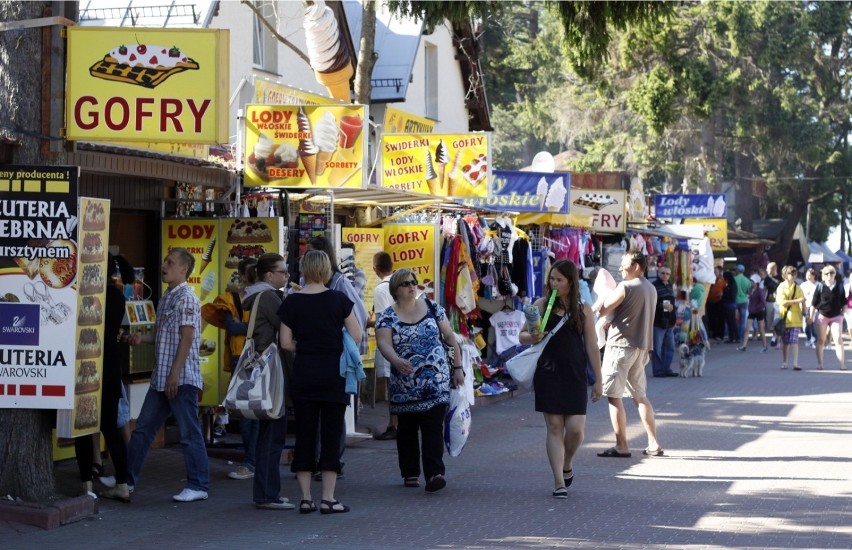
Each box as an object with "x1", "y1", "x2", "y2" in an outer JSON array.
[{"x1": 736, "y1": 264, "x2": 745, "y2": 272}]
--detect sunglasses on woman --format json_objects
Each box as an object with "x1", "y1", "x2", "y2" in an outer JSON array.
[{"x1": 398, "y1": 280, "x2": 418, "y2": 287}]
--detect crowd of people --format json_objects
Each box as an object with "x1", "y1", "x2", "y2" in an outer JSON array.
[
  {"x1": 77, "y1": 243, "x2": 851, "y2": 505},
  {"x1": 702, "y1": 261, "x2": 852, "y2": 371},
  {"x1": 81, "y1": 244, "x2": 469, "y2": 511}
]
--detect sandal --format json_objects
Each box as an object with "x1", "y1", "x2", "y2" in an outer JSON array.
[
  {"x1": 597, "y1": 447, "x2": 631, "y2": 458},
  {"x1": 320, "y1": 499, "x2": 350, "y2": 514},
  {"x1": 403, "y1": 477, "x2": 420, "y2": 488},
  {"x1": 299, "y1": 499, "x2": 317, "y2": 514},
  {"x1": 552, "y1": 487, "x2": 568, "y2": 499},
  {"x1": 562, "y1": 469, "x2": 574, "y2": 488},
  {"x1": 642, "y1": 448, "x2": 665, "y2": 457},
  {"x1": 793, "y1": 366, "x2": 802, "y2": 371}
]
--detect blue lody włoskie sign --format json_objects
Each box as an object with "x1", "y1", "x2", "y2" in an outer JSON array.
[
  {"x1": 453, "y1": 170, "x2": 570, "y2": 213},
  {"x1": 654, "y1": 193, "x2": 727, "y2": 219}
]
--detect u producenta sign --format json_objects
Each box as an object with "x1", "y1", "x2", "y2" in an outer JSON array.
[{"x1": 65, "y1": 27, "x2": 229, "y2": 144}]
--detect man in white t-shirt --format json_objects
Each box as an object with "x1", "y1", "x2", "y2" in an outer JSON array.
[{"x1": 370, "y1": 251, "x2": 397, "y2": 440}]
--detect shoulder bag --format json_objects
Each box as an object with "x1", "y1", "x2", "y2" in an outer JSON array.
[
  {"x1": 224, "y1": 292, "x2": 286, "y2": 420},
  {"x1": 505, "y1": 315, "x2": 568, "y2": 391}
]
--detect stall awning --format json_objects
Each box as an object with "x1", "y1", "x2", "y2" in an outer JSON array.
[
  {"x1": 807, "y1": 241, "x2": 842, "y2": 264},
  {"x1": 515, "y1": 212, "x2": 593, "y2": 228}
]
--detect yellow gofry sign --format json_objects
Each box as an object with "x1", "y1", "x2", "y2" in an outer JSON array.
[
  {"x1": 684, "y1": 218, "x2": 729, "y2": 251},
  {"x1": 65, "y1": 27, "x2": 229, "y2": 144},
  {"x1": 244, "y1": 104, "x2": 368, "y2": 188},
  {"x1": 379, "y1": 134, "x2": 490, "y2": 198}
]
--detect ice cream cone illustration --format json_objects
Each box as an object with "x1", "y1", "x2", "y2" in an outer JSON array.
[
  {"x1": 313, "y1": 110, "x2": 339, "y2": 176},
  {"x1": 304, "y1": 0, "x2": 354, "y2": 102},
  {"x1": 297, "y1": 107, "x2": 319, "y2": 184},
  {"x1": 199, "y1": 238, "x2": 216, "y2": 274},
  {"x1": 446, "y1": 150, "x2": 461, "y2": 196},
  {"x1": 200, "y1": 271, "x2": 216, "y2": 301},
  {"x1": 435, "y1": 140, "x2": 449, "y2": 193},
  {"x1": 424, "y1": 150, "x2": 440, "y2": 195},
  {"x1": 545, "y1": 177, "x2": 566, "y2": 212},
  {"x1": 536, "y1": 176, "x2": 549, "y2": 211}
]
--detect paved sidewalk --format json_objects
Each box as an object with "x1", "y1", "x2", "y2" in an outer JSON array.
[{"x1": 3, "y1": 339, "x2": 852, "y2": 549}]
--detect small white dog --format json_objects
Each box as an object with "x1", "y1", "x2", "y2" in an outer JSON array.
[{"x1": 678, "y1": 343, "x2": 706, "y2": 378}]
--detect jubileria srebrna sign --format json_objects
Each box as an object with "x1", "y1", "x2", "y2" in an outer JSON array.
[{"x1": 65, "y1": 27, "x2": 229, "y2": 144}]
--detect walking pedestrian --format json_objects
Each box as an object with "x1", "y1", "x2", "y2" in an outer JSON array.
[
  {"x1": 738, "y1": 274, "x2": 768, "y2": 353},
  {"x1": 375, "y1": 268, "x2": 463, "y2": 494},
  {"x1": 776, "y1": 265, "x2": 805, "y2": 371},
  {"x1": 800, "y1": 268, "x2": 818, "y2": 348},
  {"x1": 517, "y1": 260, "x2": 602, "y2": 498},
  {"x1": 595, "y1": 251, "x2": 664, "y2": 458},
  {"x1": 733, "y1": 264, "x2": 751, "y2": 343},
  {"x1": 763, "y1": 263, "x2": 781, "y2": 347},
  {"x1": 812, "y1": 265, "x2": 846, "y2": 370},
  {"x1": 706, "y1": 265, "x2": 727, "y2": 342},
  {"x1": 126, "y1": 248, "x2": 209, "y2": 502},
  {"x1": 721, "y1": 271, "x2": 739, "y2": 343},
  {"x1": 650, "y1": 266, "x2": 678, "y2": 377}
]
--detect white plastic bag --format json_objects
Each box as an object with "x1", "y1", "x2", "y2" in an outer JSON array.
[{"x1": 444, "y1": 387, "x2": 471, "y2": 457}]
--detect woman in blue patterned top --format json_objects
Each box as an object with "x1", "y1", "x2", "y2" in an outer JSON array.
[{"x1": 375, "y1": 268, "x2": 464, "y2": 493}]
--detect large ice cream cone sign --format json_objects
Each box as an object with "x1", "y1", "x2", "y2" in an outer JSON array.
[
  {"x1": 316, "y1": 63, "x2": 354, "y2": 102},
  {"x1": 434, "y1": 139, "x2": 449, "y2": 194},
  {"x1": 424, "y1": 151, "x2": 440, "y2": 195},
  {"x1": 297, "y1": 107, "x2": 319, "y2": 184},
  {"x1": 304, "y1": 0, "x2": 353, "y2": 102}
]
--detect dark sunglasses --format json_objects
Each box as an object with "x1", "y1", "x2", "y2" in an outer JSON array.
[{"x1": 398, "y1": 280, "x2": 418, "y2": 288}]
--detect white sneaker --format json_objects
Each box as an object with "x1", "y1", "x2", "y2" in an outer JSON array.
[
  {"x1": 173, "y1": 488, "x2": 208, "y2": 502},
  {"x1": 99, "y1": 475, "x2": 116, "y2": 488},
  {"x1": 228, "y1": 466, "x2": 255, "y2": 480}
]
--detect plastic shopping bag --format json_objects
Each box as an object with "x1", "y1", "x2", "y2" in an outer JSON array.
[{"x1": 444, "y1": 387, "x2": 471, "y2": 457}]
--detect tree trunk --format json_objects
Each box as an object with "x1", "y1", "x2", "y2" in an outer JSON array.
[
  {"x1": 734, "y1": 151, "x2": 754, "y2": 232},
  {"x1": 353, "y1": 0, "x2": 377, "y2": 104},
  {"x1": 0, "y1": 0, "x2": 65, "y2": 502}
]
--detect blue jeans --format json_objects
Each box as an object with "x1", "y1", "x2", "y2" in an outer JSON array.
[
  {"x1": 240, "y1": 418, "x2": 259, "y2": 470},
  {"x1": 651, "y1": 326, "x2": 675, "y2": 375},
  {"x1": 127, "y1": 385, "x2": 209, "y2": 491},
  {"x1": 253, "y1": 415, "x2": 287, "y2": 504},
  {"x1": 736, "y1": 302, "x2": 749, "y2": 342}
]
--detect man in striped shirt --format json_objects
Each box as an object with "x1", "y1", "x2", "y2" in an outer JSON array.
[{"x1": 126, "y1": 248, "x2": 209, "y2": 502}]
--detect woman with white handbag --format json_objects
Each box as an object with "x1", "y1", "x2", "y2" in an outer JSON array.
[
  {"x1": 240, "y1": 253, "x2": 294, "y2": 510},
  {"x1": 517, "y1": 260, "x2": 602, "y2": 499}
]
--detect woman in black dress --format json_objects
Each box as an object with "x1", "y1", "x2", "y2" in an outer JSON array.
[
  {"x1": 518, "y1": 260, "x2": 602, "y2": 498},
  {"x1": 279, "y1": 250, "x2": 362, "y2": 514}
]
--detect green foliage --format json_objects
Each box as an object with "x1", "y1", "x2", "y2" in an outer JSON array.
[{"x1": 385, "y1": 1, "x2": 503, "y2": 33}]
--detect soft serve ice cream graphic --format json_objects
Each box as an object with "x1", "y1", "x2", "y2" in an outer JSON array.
[
  {"x1": 544, "y1": 177, "x2": 567, "y2": 212},
  {"x1": 313, "y1": 110, "x2": 339, "y2": 176}
]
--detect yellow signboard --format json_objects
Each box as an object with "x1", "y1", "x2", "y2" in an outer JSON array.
[
  {"x1": 568, "y1": 189, "x2": 627, "y2": 234},
  {"x1": 65, "y1": 27, "x2": 229, "y2": 144},
  {"x1": 383, "y1": 225, "x2": 437, "y2": 300},
  {"x1": 254, "y1": 80, "x2": 344, "y2": 106},
  {"x1": 380, "y1": 134, "x2": 490, "y2": 198},
  {"x1": 244, "y1": 104, "x2": 367, "y2": 188},
  {"x1": 383, "y1": 106, "x2": 436, "y2": 134},
  {"x1": 684, "y1": 218, "x2": 729, "y2": 251}
]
